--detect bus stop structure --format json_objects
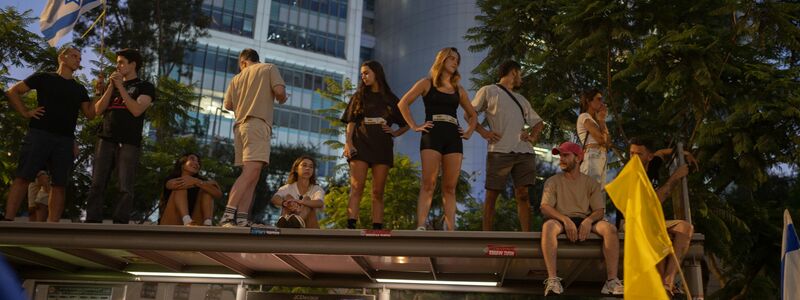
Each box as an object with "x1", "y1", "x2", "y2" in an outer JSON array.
[{"x1": 0, "y1": 222, "x2": 704, "y2": 298}]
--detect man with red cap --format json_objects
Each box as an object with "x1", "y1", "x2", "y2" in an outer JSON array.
[{"x1": 539, "y1": 142, "x2": 623, "y2": 296}]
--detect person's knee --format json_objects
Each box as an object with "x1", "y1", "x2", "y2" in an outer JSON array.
[
  {"x1": 441, "y1": 182, "x2": 457, "y2": 195},
  {"x1": 371, "y1": 188, "x2": 385, "y2": 202},
  {"x1": 420, "y1": 179, "x2": 437, "y2": 193},
  {"x1": 350, "y1": 179, "x2": 365, "y2": 193},
  {"x1": 673, "y1": 221, "x2": 694, "y2": 239},
  {"x1": 239, "y1": 165, "x2": 263, "y2": 182},
  {"x1": 595, "y1": 221, "x2": 618, "y2": 238},
  {"x1": 542, "y1": 220, "x2": 562, "y2": 237},
  {"x1": 514, "y1": 186, "x2": 529, "y2": 201}
]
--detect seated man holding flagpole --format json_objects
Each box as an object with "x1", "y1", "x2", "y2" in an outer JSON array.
[
  {"x1": 628, "y1": 137, "x2": 695, "y2": 295},
  {"x1": 539, "y1": 142, "x2": 624, "y2": 296}
]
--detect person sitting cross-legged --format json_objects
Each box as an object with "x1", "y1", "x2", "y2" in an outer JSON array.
[
  {"x1": 270, "y1": 156, "x2": 325, "y2": 228},
  {"x1": 158, "y1": 153, "x2": 222, "y2": 226},
  {"x1": 539, "y1": 142, "x2": 623, "y2": 296}
]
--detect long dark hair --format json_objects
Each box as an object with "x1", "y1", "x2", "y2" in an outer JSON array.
[
  {"x1": 579, "y1": 88, "x2": 602, "y2": 113},
  {"x1": 287, "y1": 156, "x2": 317, "y2": 186},
  {"x1": 167, "y1": 153, "x2": 201, "y2": 179},
  {"x1": 158, "y1": 153, "x2": 202, "y2": 212},
  {"x1": 350, "y1": 60, "x2": 396, "y2": 119}
]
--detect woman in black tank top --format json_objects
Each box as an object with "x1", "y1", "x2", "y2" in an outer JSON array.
[{"x1": 397, "y1": 47, "x2": 478, "y2": 231}]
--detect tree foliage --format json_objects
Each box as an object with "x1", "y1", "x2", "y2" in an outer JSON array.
[
  {"x1": 467, "y1": 0, "x2": 800, "y2": 297},
  {"x1": 0, "y1": 7, "x2": 57, "y2": 85},
  {"x1": 72, "y1": 0, "x2": 211, "y2": 77}
]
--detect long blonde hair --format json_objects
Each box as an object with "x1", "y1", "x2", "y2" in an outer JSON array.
[{"x1": 429, "y1": 47, "x2": 461, "y2": 90}]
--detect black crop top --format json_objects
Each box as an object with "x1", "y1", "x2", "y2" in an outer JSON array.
[{"x1": 422, "y1": 79, "x2": 460, "y2": 121}]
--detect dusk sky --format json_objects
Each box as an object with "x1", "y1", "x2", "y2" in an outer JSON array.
[{"x1": 2, "y1": 0, "x2": 101, "y2": 81}]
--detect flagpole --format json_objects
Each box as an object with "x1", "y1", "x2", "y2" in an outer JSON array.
[{"x1": 669, "y1": 251, "x2": 692, "y2": 300}]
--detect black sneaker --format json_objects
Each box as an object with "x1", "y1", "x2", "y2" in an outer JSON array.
[
  {"x1": 276, "y1": 215, "x2": 290, "y2": 228},
  {"x1": 289, "y1": 214, "x2": 305, "y2": 228}
]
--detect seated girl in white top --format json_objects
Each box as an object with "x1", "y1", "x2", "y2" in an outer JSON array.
[{"x1": 270, "y1": 156, "x2": 325, "y2": 228}]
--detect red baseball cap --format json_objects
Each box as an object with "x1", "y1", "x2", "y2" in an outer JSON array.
[{"x1": 552, "y1": 142, "x2": 584, "y2": 161}]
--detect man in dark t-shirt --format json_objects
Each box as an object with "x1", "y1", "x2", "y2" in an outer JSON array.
[
  {"x1": 85, "y1": 48, "x2": 155, "y2": 224},
  {"x1": 3, "y1": 46, "x2": 96, "y2": 222},
  {"x1": 628, "y1": 137, "x2": 696, "y2": 294}
]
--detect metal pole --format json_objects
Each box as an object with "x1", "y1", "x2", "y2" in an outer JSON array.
[
  {"x1": 677, "y1": 143, "x2": 702, "y2": 299},
  {"x1": 676, "y1": 142, "x2": 692, "y2": 223}
]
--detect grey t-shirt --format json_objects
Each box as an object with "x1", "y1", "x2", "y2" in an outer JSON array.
[{"x1": 472, "y1": 84, "x2": 543, "y2": 153}]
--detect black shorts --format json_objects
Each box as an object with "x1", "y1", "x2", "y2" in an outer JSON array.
[
  {"x1": 420, "y1": 122, "x2": 462, "y2": 154},
  {"x1": 568, "y1": 217, "x2": 600, "y2": 227},
  {"x1": 15, "y1": 128, "x2": 74, "y2": 186}
]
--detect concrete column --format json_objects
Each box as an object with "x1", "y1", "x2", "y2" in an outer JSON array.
[
  {"x1": 378, "y1": 286, "x2": 391, "y2": 300},
  {"x1": 686, "y1": 258, "x2": 704, "y2": 299},
  {"x1": 236, "y1": 282, "x2": 247, "y2": 300}
]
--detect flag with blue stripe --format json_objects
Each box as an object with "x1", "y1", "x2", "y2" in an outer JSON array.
[
  {"x1": 39, "y1": 0, "x2": 103, "y2": 46},
  {"x1": 0, "y1": 254, "x2": 25, "y2": 300},
  {"x1": 783, "y1": 209, "x2": 800, "y2": 300}
]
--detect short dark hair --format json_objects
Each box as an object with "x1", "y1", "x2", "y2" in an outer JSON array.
[
  {"x1": 629, "y1": 136, "x2": 656, "y2": 152},
  {"x1": 116, "y1": 48, "x2": 143, "y2": 73},
  {"x1": 498, "y1": 60, "x2": 521, "y2": 78},
  {"x1": 239, "y1": 48, "x2": 259, "y2": 62}
]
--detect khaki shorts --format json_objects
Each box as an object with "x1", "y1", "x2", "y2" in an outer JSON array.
[
  {"x1": 234, "y1": 117, "x2": 272, "y2": 166},
  {"x1": 485, "y1": 152, "x2": 537, "y2": 191},
  {"x1": 665, "y1": 219, "x2": 684, "y2": 229}
]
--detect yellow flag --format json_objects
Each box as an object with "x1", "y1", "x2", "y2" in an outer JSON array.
[{"x1": 605, "y1": 155, "x2": 673, "y2": 299}]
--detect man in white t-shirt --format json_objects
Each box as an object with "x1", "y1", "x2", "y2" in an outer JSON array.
[{"x1": 472, "y1": 60, "x2": 543, "y2": 232}]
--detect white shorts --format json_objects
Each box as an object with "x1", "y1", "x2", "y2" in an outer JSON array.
[{"x1": 580, "y1": 147, "x2": 607, "y2": 185}]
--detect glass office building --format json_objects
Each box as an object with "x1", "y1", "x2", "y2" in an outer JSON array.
[{"x1": 176, "y1": 0, "x2": 364, "y2": 177}]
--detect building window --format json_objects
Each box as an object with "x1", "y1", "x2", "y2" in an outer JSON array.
[
  {"x1": 267, "y1": 0, "x2": 348, "y2": 58},
  {"x1": 179, "y1": 45, "x2": 343, "y2": 173},
  {"x1": 272, "y1": 0, "x2": 348, "y2": 19},
  {"x1": 267, "y1": 20, "x2": 346, "y2": 58},
  {"x1": 359, "y1": 46, "x2": 373, "y2": 62},
  {"x1": 361, "y1": 16, "x2": 374, "y2": 35},
  {"x1": 202, "y1": 0, "x2": 257, "y2": 37}
]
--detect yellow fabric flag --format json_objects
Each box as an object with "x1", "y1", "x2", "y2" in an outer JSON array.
[{"x1": 606, "y1": 155, "x2": 673, "y2": 299}]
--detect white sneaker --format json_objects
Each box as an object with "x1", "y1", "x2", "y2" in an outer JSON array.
[
  {"x1": 219, "y1": 218, "x2": 236, "y2": 228},
  {"x1": 601, "y1": 278, "x2": 624, "y2": 295},
  {"x1": 543, "y1": 277, "x2": 563, "y2": 296}
]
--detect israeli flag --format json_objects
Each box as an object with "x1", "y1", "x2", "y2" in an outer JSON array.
[
  {"x1": 0, "y1": 255, "x2": 24, "y2": 300},
  {"x1": 40, "y1": 0, "x2": 103, "y2": 46},
  {"x1": 783, "y1": 209, "x2": 800, "y2": 300}
]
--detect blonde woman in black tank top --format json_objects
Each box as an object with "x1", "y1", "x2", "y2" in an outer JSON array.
[{"x1": 397, "y1": 47, "x2": 478, "y2": 231}]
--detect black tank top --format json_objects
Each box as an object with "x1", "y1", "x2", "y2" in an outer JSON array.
[{"x1": 422, "y1": 79, "x2": 459, "y2": 122}]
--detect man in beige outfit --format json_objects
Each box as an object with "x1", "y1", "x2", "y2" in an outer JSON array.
[{"x1": 220, "y1": 48, "x2": 287, "y2": 227}]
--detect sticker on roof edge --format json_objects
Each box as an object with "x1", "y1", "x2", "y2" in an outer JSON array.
[
  {"x1": 250, "y1": 226, "x2": 280, "y2": 236},
  {"x1": 485, "y1": 245, "x2": 517, "y2": 257},
  {"x1": 361, "y1": 229, "x2": 392, "y2": 237}
]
